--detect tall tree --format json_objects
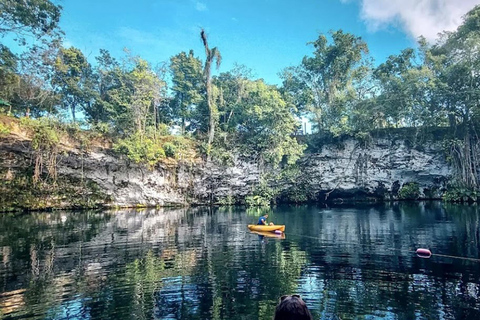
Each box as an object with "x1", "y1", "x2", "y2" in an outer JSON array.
[
  {"x1": 86, "y1": 49, "x2": 139, "y2": 133},
  {"x1": 213, "y1": 65, "x2": 252, "y2": 143},
  {"x1": 231, "y1": 79, "x2": 305, "y2": 166},
  {"x1": 9, "y1": 43, "x2": 60, "y2": 117},
  {"x1": 0, "y1": 44, "x2": 18, "y2": 109},
  {"x1": 428, "y1": 6, "x2": 480, "y2": 129},
  {"x1": 200, "y1": 29, "x2": 222, "y2": 155},
  {"x1": 0, "y1": 0, "x2": 62, "y2": 43},
  {"x1": 0, "y1": 0, "x2": 61, "y2": 110},
  {"x1": 169, "y1": 50, "x2": 203, "y2": 134},
  {"x1": 281, "y1": 30, "x2": 369, "y2": 133},
  {"x1": 424, "y1": 5, "x2": 480, "y2": 190},
  {"x1": 52, "y1": 46, "x2": 94, "y2": 122},
  {"x1": 374, "y1": 48, "x2": 437, "y2": 128},
  {"x1": 129, "y1": 57, "x2": 165, "y2": 136}
]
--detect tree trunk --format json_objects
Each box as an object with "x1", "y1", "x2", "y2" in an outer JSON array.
[
  {"x1": 71, "y1": 104, "x2": 76, "y2": 123},
  {"x1": 201, "y1": 29, "x2": 221, "y2": 161}
]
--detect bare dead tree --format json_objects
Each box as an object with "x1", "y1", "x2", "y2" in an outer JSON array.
[{"x1": 200, "y1": 29, "x2": 222, "y2": 160}]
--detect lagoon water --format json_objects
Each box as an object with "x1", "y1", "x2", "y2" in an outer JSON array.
[{"x1": 0, "y1": 203, "x2": 479, "y2": 319}]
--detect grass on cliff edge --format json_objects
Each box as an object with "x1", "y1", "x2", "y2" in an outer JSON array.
[{"x1": 0, "y1": 115, "x2": 199, "y2": 166}]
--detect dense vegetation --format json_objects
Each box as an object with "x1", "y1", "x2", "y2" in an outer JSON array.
[{"x1": 1, "y1": 0, "x2": 480, "y2": 204}]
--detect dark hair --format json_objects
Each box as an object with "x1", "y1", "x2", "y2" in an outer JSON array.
[{"x1": 273, "y1": 295, "x2": 313, "y2": 320}]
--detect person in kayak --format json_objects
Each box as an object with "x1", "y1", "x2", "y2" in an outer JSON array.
[
  {"x1": 258, "y1": 213, "x2": 274, "y2": 226},
  {"x1": 273, "y1": 294, "x2": 313, "y2": 320}
]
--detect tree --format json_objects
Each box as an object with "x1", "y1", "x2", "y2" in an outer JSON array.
[
  {"x1": 281, "y1": 30, "x2": 370, "y2": 133},
  {"x1": 52, "y1": 46, "x2": 94, "y2": 122},
  {"x1": 0, "y1": 0, "x2": 62, "y2": 43},
  {"x1": 213, "y1": 65, "x2": 252, "y2": 143},
  {"x1": 374, "y1": 48, "x2": 437, "y2": 128},
  {"x1": 428, "y1": 6, "x2": 480, "y2": 129},
  {"x1": 85, "y1": 49, "x2": 126, "y2": 127},
  {"x1": 200, "y1": 29, "x2": 222, "y2": 155},
  {"x1": 9, "y1": 43, "x2": 60, "y2": 117},
  {"x1": 424, "y1": 5, "x2": 480, "y2": 190},
  {"x1": 232, "y1": 79, "x2": 305, "y2": 167},
  {"x1": 129, "y1": 57, "x2": 165, "y2": 136},
  {"x1": 169, "y1": 50, "x2": 203, "y2": 134},
  {"x1": 0, "y1": 0, "x2": 61, "y2": 113},
  {"x1": 0, "y1": 44, "x2": 19, "y2": 110}
]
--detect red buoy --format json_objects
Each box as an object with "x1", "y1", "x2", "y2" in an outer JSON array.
[{"x1": 416, "y1": 248, "x2": 432, "y2": 258}]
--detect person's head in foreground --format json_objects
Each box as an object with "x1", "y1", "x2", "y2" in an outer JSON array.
[{"x1": 273, "y1": 295, "x2": 313, "y2": 320}]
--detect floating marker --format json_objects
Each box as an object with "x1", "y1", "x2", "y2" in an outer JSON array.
[{"x1": 416, "y1": 248, "x2": 432, "y2": 258}]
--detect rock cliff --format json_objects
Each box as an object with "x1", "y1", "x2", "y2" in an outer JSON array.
[
  {"x1": 284, "y1": 138, "x2": 450, "y2": 202},
  {"x1": 0, "y1": 133, "x2": 452, "y2": 211}
]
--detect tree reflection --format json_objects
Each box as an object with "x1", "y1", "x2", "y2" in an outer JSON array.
[{"x1": 1, "y1": 204, "x2": 480, "y2": 319}]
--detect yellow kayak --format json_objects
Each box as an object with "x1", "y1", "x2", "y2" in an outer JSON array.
[{"x1": 247, "y1": 225, "x2": 285, "y2": 232}]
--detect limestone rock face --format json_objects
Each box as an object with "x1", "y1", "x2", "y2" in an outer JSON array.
[
  {"x1": 291, "y1": 138, "x2": 451, "y2": 201},
  {"x1": 0, "y1": 134, "x2": 452, "y2": 210},
  {"x1": 0, "y1": 138, "x2": 262, "y2": 208}
]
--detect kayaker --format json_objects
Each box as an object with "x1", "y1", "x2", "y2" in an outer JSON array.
[
  {"x1": 273, "y1": 294, "x2": 313, "y2": 320},
  {"x1": 257, "y1": 213, "x2": 269, "y2": 225}
]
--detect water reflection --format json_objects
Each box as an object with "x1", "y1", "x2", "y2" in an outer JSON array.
[{"x1": 0, "y1": 203, "x2": 479, "y2": 319}]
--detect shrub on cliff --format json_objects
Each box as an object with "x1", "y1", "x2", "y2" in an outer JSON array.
[
  {"x1": 443, "y1": 187, "x2": 479, "y2": 203},
  {"x1": 113, "y1": 133, "x2": 166, "y2": 166},
  {"x1": 245, "y1": 178, "x2": 278, "y2": 207},
  {"x1": 398, "y1": 182, "x2": 420, "y2": 200},
  {"x1": 0, "y1": 122, "x2": 10, "y2": 136}
]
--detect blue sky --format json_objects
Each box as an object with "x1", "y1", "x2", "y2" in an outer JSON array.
[{"x1": 56, "y1": 0, "x2": 479, "y2": 85}]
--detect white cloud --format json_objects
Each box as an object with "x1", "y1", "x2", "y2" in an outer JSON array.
[{"x1": 352, "y1": 0, "x2": 480, "y2": 41}]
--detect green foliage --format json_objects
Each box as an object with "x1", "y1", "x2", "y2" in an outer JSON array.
[
  {"x1": 169, "y1": 50, "x2": 204, "y2": 132},
  {"x1": 0, "y1": 45, "x2": 19, "y2": 107},
  {"x1": 129, "y1": 57, "x2": 166, "y2": 135},
  {"x1": 113, "y1": 133, "x2": 165, "y2": 166},
  {"x1": 245, "y1": 195, "x2": 271, "y2": 207},
  {"x1": 277, "y1": 165, "x2": 312, "y2": 203},
  {"x1": 0, "y1": 122, "x2": 10, "y2": 136},
  {"x1": 217, "y1": 194, "x2": 234, "y2": 206},
  {"x1": 0, "y1": 0, "x2": 62, "y2": 43},
  {"x1": 20, "y1": 117, "x2": 60, "y2": 150},
  {"x1": 86, "y1": 50, "x2": 132, "y2": 130},
  {"x1": 283, "y1": 187, "x2": 309, "y2": 203},
  {"x1": 163, "y1": 142, "x2": 176, "y2": 158},
  {"x1": 91, "y1": 121, "x2": 114, "y2": 136},
  {"x1": 162, "y1": 135, "x2": 196, "y2": 161},
  {"x1": 155, "y1": 123, "x2": 170, "y2": 136},
  {"x1": 210, "y1": 146, "x2": 235, "y2": 166},
  {"x1": 443, "y1": 187, "x2": 479, "y2": 203},
  {"x1": 442, "y1": 136, "x2": 479, "y2": 190},
  {"x1": 427, "y1": 7, "x2": 480, "y2": 129},
  {"x1": 0, "y1": 168, "x2": 110, "y2": 211},
  {"x1": 230, "y1": 79, "x2": 306, "y2": 167},
  {"x1": 280, "y1": 30, "x2": 370, "y2": 134},
  {"x1": 113, "y1": 129, "x2": 196, "y2": 165},
  {"x1": 398, "y1": 182, "x2": 420, "y2": 200},
  {"x1": 245, "y1": 178, "x2": 278, "y2": 207},
  {"x1": 53, "y1": 46, "x2": 94, "y2": 122}
]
